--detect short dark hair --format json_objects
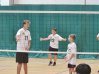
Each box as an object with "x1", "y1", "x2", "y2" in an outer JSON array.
[
  {"x1": 76, "y1": 64, "x2": 91, "y2": 74},
  {"x1": 52, "y1": 28, "x2": 57, "y2": 32},
  {"x1": 69, "y1": 34, "x2": 76, "y2": 40},
  {"x1": 23, "y1": 20, "x2": 31, "y2": 26}
]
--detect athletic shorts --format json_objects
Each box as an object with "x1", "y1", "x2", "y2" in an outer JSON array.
[
  {"x1": 49, "y1": 46, "x2": 58, "y2": 55},
  {"x1": 16, "y1": 52, "x2": 28, "y2": 63},
  {"x1": 68, "y1": 64, "x2": 76, "y2": 68}
]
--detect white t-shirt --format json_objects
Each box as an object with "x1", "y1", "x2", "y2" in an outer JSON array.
[
  {"x1": 97, "y1": 33, "x2": 99, "y2": 37},
  {"x1": 66, "y1": 42, "x2": 77, "y2": 65},
  {"x1": 16, "y1": 28, "x2": 31, "y2": 51},
  {"x1": 48, "y1": 34, "x2": 64, "y2": 49}
]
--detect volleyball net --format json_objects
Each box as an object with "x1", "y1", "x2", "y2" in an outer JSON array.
[
  {"x1": 0, "y1": 10, "x2": 99, "y2": 59},
  {"x1": 0, "y1": 6, "x2": 99, "y2": 74}
]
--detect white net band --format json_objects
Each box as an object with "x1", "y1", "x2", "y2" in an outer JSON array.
[
  {"x1": 0, "y1": 10, "x2": 99, "y2": 14},
  {"x1": 0, "y1": 49, "x2": 99, "y2": 55}
]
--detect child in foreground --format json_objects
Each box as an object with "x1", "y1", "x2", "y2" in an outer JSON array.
[
  {"x1": 65, "y1": 34, "x2": 77, "y2": 74},
  {"x1": 76, "y1": 63, "x2": 91, "y2": 74}
]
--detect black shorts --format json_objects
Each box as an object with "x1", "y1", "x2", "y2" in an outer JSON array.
[
  {"x1": 68, "y1": 64, "x2": 76, "y2": 68},
  {"x1": 16, "y1": 52, "x2": 28, "y2": 63},
  {"x1": 49, "y1": 46, "x2": 58, "y2": 55}
]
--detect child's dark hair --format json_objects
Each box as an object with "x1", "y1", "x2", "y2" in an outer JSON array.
[
  {"x1": 52, "y1": 28, "x2": 57, "y2": 32},
  {"x1": 23, "y1": 20, "x2": 31, "y2": 26},
  {"x1": 69, "y1": 34, "x2": 76, "y2": 40},
  {"x1": 76, "y1": 64, "x2": 91, "y2": 74}
]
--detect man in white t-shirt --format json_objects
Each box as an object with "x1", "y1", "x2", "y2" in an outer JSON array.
[
  {"x1": 16, "y1": 20, "x2": 31, "y2": 74},
  {"x1": 40, "y1": 28, "x2": 66, "y2": 66},
  {"x1": 96, "y1": 33, "x2": 99, "y2": 73},
  {"x1": 65, "y1": 34, "x2": 77, "y2": 74}
]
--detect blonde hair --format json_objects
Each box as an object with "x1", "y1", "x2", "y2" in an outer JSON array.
[
  {"x1": 23, "y1": 20, "x2": 31, "y2": 26},
  {"x1": 69, "y1": 34, "x2": 76, "y2": 40},
  {"x1": 52, "y1": 28, "x2": 57, "y2": 32}
]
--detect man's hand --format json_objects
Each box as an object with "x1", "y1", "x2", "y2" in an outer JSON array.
[
  {"x1": 64, "y1": 56, "x2": 69, "y2": 62},
  {"x1": 25, "y1": 47, "x2": 30, "y2": 51},
  {"x1": 16, "y1": 35, "x2": 21, "y2": 42},
  {"x1": 64, "y1": 38, "x2": 67, "y2": 41},
  {"x1": 40, "y1": 38, "x2": 43, "y2": 41}
]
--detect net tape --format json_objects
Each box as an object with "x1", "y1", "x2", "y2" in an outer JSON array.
[
  {"x1": 0, "y1": 10, "x2": 98, "y2": 55},
  {"x1": 0, "y1": 10, "x2": 99, "y2": 14},
  {"x1": 0, "y1": 49, "x2": 99, "y2": 55}
]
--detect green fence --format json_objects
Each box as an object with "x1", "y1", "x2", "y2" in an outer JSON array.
[{"x1": 0, "y1": 5, "x2": 99, "y2": 59}]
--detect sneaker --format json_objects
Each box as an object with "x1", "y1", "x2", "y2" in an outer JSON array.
[
  {"x1": 53, "y1": 62, "x2": 56, "y2": 66},
  {"x1": 48, "y1": 61, "x2": 52, "y2": 66}
]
